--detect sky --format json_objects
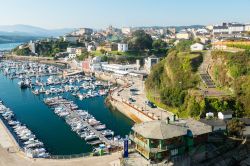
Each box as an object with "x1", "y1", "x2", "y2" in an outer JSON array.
[{"x1": 0, "y1": 0, "x2": 249, "y2": 29}]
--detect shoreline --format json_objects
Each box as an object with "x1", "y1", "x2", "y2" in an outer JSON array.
[{"x1": 4, "y1": 54, "x2": 67, "y2": 67}]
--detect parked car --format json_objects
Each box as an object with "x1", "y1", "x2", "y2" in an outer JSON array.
[{"x1": 145, "y1": 101, "x2": 157, "y2": 108}]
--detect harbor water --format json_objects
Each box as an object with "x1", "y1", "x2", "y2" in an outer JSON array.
[
  {"x1": 0, "y1": 70, "x2": 134, "y2": 155},
  {"x1": 0, "y1": 43, "x2": 22, "y2": 51}
]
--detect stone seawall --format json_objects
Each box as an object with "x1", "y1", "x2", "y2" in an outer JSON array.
[{"x1": 106, "y1": 96, "x2": 152, "y2": 123}]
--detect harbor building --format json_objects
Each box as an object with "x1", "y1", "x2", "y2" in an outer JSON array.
[
  {"x1": 129, "y1": 118, "x2": 212, "y2": 161},
  {"x1": 101, "y1": 63, "x2": 139, "y2": 74}
]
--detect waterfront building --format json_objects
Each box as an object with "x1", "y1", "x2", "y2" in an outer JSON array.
[
  {"x1": 190, "y1": 43, "x2": 204, "y2": 51},
  {"x1": 82, "y1": 56, "x2": 102, "y2": 73},
  {"x1": 118, "y1": 43, "x2": 128, "y2": 52},
  {"x1": 101, "y1": 63, "x2": 138, "y2": 74},
  {"x1": 129, "y1": 118, "x2": 212, "y2": 161},
  {"x1": 144, "y1": 55, "x2": 159, "y2": 73}
]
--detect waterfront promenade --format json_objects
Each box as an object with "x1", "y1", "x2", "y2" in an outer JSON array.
[{"x1": 0, "y1": 119, "x2": 121, "y2": 166}]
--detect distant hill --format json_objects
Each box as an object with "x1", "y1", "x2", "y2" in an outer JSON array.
[
  {"x1": 0, "y1": 24, "x2": 74, "y2": 37},
  {"x1": 0, "y1": 35, "x2": 43, "y2": 44},
  {"x1": 0, "y1": 24, "x2": 75, "y2": 44}
]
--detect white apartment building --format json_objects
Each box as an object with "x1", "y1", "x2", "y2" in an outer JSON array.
[
  {"x1": 245, "y1": 24, "x2": 250, "y2": 32},
  {"x1": 190, "y1": 43, "x2": 204, "y2": 51},
  {"x1": 101, "y1": 63, "x2": 139, "y2": 74},
  {"x1": 29, "y1": 41, "x2": 36, "y2": 54},
  {"x1": 118, "y1": 43, "x2": 128, "y2": 52},
  {"x1": 213, "y1": 26, "x2": 229, "y2": 34},
  {"x1": 228, "y1": 23, "x2": 245, "y2": 34},
  {"x1": 67, "y1": 47, "x2": 76, "y2": 54},
  {"x1": 68, "y1": 53, "x2": 77, "y2": 59}
]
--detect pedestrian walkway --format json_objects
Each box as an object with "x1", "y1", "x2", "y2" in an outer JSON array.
[{"x1": 0, "y1": 119, "x2": 15, "y2": 149}]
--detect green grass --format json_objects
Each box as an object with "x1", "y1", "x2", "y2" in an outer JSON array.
[
  {"x1": 92, "y1": 51, "x2": 104, "y2": 56},
  {"x1": 146, "y1": 91, "x2": 179, "y2": 115},
  {"x1": 177, "y1": 52, "x2": 201, "y2": 59}
]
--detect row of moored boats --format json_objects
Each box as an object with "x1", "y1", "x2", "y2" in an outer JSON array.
[{"x1": 0, "y1": 100, "x2": 49, "y2": 158}]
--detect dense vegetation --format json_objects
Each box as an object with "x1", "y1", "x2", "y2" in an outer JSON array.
[
  {"x1": 226, "y1": 43, "x2": 250, "y2": 50},
  {"x1": 145, "y1": 40, "x2": 203, "y2": 117},
  {"x1": 13, "y1": 40, "x2": 84, "y2": 57},
  {"x1": 211, "y1": 50, "x2": 250, "y2": 116},
  {"x1": 145, "y1": 40, "x2": 250, "y2": 118},
  {"x1": 128, "y1": 30, "x2": 153, "y2": 51}
]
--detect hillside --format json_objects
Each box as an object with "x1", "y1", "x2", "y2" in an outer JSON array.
[
  {"x1": 145, "y1": 49, "x2": 203, "y2": 118},
  {"x1": 145, "y1": 45, "x2": 250, "y2": 118},
  {"x1": 209, "y1": 50, "x2": 250, "y2": 116}
]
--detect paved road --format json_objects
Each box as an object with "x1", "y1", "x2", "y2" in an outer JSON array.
[{"x1": 112, "y1": 77, "x2": 172, "y2": 121}]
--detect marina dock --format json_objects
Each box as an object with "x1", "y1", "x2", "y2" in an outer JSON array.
[{"x1": 44, "y1": 97, "x2": 124, "y2": 148}]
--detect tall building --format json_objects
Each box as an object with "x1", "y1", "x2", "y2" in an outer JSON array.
[{"x1": 29, "y1": 41, "x2": 36, "y2": 54}]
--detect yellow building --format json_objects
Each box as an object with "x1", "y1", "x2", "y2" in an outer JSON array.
[
  {"x1": 176, "y1": 31, "x2": 191, "y2": 40},
  {"x1": 75, "y1": 47, "x2": 86, "y2": 55}
]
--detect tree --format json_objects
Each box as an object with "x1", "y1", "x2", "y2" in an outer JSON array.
[
  {"x1": 176, "y1": 40, "x2": 194, "y2": 52},
  {"x1": 227, "y1": 119, "x2": 245, "y2": 136},
  {"x1": 152, "y1": 39, "x2": 167, "y2": 49},
  {"x1": 100, "y1": 49, "x2": 107, "y2": 55},
  {"x1": 128, "y1": 30, "x2": 153, "y2": 51}
]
